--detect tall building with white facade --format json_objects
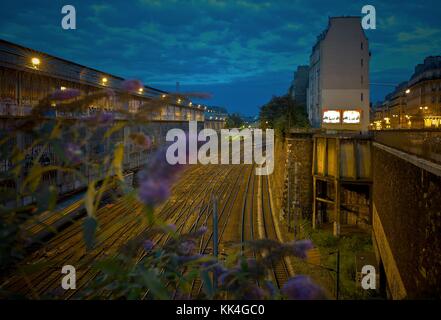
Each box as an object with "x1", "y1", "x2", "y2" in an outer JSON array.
[{"x1": 306, "y1": 17, "x2": 370, "y2": 131}]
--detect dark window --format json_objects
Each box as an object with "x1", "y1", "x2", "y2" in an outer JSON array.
[
  {"x1": 361, "y1": 93, "x2": 364, "y2": 101},
  {"x1": 361, "y1": 58, "x2": 364, "y2": 66},
  {"x1": 361, "y1": 42, "x2": 363, "y2": 50}
]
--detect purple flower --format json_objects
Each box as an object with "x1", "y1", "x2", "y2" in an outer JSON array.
[
  {"x1": 130, "y1": 133, "x2": 152, "y2": 150},
  {"x1": 146, "y1": 147, "x2": 185, "y2": 182},
  {"x1": 51, "y1": 88, "x2": 81, "y2": 101},
  {"x1": 143, "y1": 239, "x2": 154, "y2": 252},
  {"x1": 281, "y1": 275, "x2": 327, "y2": 300},
  {"x1": 163, "y1": 224, "x2": 177, "y2": 233},
  {"x1": 138, "y1": 178, "x2": 171, "y2": 206},
  {"x1": 65, "y1": 142, "x2": 82, "y2": 163},
  {"x1": 177, "y1": 254, "x2": 203, "y2": 263},
  {"x1": 286, "y1": 239, "x2": 314, "y2": 259},
  {"x1": 196, "y1": 226, "x2": 208, "y2": 236},
  {"x1": 178, "y1": 239, "x2": 196, "y2": 256},
  {"x1": 263, "y1": 280, "x2": 277, "y2": 298},
  {"x1": 243, "y1": 284, "x2": 265, "y2": 300},
  {"x1": 91, "y1": 111, "x2": 115, "y2": 125},
  {"x1": 121, "y1": 79, "x2": 143, "y2": 93},
  {"x1": 137, "y1": 147, "x2": 186, "y2": 207}
]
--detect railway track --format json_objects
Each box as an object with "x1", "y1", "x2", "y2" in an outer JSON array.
[
  {"x1": 261, "y1": 174, "x2": 290, "y2": 289},
  {"x1": 189, "y1": 164, "x2": 249, "y2": 298}
]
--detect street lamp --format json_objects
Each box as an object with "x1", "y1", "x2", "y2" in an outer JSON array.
[
  {"x1": 405, "y1": 89, "x2": 410, "y2": 94},
  {"x1": 31, "y1": 57, "x2": 40, "y2": 68}
]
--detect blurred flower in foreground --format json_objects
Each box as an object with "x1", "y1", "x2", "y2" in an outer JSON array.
[
  {"x1": 88, "y1": 111, "x2": 115, "y2": 125},
  {"x1": 137, "y1": 146, "x2": 185, "y2": 206},
  {"x1": 285, "y1": 239, "x2": 314, "y2": 259},
  {"x1": 138, "y1": 178, "x2": 171, "y2": 205},
  {"x1": 282, "y1": 275, "x2": 328, "y2": 300},
  {"x1": 51, "y1": 88, "x2": 81, "y2": 101},
  {"x1": 130, "y1": 132, "x2": 152, "y2": 150},
  {"x1": 178, "y1": 239, "x2": 196, "y2": 256},
  {"x1": 65, "y1": 142, "x2": 82, "y2": 164},
  {"x1": 243, "y1": 284, "x2": 266, "y2": 300},
  {"x1": 143, "y1": 239, "x2": 154, "y2": 252}
]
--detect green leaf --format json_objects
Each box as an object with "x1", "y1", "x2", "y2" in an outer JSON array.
[
  {"x1": 85, "y1": 181, "x2": 96, "y2": 217},
  {"x1": 36, "y1": 185, "x2": 58, "y2": 213},
  {"x1": 139, "y1": 268, "x2": 169, "y2": 300},
  {"x1": 104, "y1": 122, "x2": 125, "y2": 139},
  {"x1": 200, "y1": 269, "x2": 214, "y2": 299},
  {"x1": 28, "y1": 163, "x2": 43, "y2": 192},
  {"x1": 113, "y1": 143, "x2": 124, "y2": 181},
  {"x1": 83, "y1": 216, "x2": 98, "y2": 250}
]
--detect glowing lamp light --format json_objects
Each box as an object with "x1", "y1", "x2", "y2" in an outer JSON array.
[
  {"x1": 405, "y1": 89, "x2": 411, "y2": 94},
  {"x1": 31, "y1": 57, "x2": 41, "y2": 67},
  {"x1": 189, "y1": 102, "x2": 192, "y2": 106},
  {"x1": 60, "y1": 86, "x2": 66, "y2": 91},
  {"x1": 177, "y1": 98, "x2": 182, "y2": 104},
  {"x1": 138, "y1": 88, "x2": 144, "y2": 93},
  {"x1": 102, "y1": 77, "x2": 108, "y2": 84}
]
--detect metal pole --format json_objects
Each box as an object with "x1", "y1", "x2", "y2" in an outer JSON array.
[
  {"x1": 212, "y1": 195, "x2": 219, "y2": 290},
  {"x1": 213, "y1": 195, "x2": 219, "y2": 258},
  {"x1": 336, "y1": 250, "x2": 340, "y2": 300},
  {"x1": 287, "y1": 162, "x2": 291, "y2": 233}
]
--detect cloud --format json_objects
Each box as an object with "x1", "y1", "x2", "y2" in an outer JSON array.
[{"x1": 0, "y1": 0, "x2": 440, "y2": 114}]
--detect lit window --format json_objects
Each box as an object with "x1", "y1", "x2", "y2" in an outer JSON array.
[
  {"x1": 322, "y1": 110, "x2": 340, "y2": 124},
  {"x1": 342, "y1": 110, "x2": 361, "y2": 124}
]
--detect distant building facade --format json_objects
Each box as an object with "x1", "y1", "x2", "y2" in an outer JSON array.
[
  {"x1": 372, "y1": 56, "x2": 441, "y2": 129},
  {"x1": 288, "y1": 65, "x2": 309, "y2": 106},
  {"x1": 306, "y1": 17, "x2": 370, "y2": 131},
  {"x1": 0, "y1": 39, "x2": 205, "y2": 208},
  {"x1": 204, "y1": 106, "x2": 227, "y2": 130}
]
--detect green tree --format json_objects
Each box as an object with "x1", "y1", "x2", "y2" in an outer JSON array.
[
  {"x1": 259, "y1": 95, "x2": 309, "y2": 136},
  {"x1": 225, "y1": 113, "x2": 244, "y2": 128}
]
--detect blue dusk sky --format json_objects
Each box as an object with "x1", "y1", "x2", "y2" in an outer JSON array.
[{"x1": 1, "y1": 0, "x2": 440, "y2": 115}]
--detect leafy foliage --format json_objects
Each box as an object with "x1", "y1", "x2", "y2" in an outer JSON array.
[
  {"x1": 225, "y1": 113, "x2": 244, "y2": 128},
  {"x1": 259, "y1": 95, "x2": 309, "y2": 136}
]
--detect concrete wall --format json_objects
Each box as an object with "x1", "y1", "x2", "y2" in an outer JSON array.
[{"x1": 372, "y1": 145, "x2": 441, "y2": 299}]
